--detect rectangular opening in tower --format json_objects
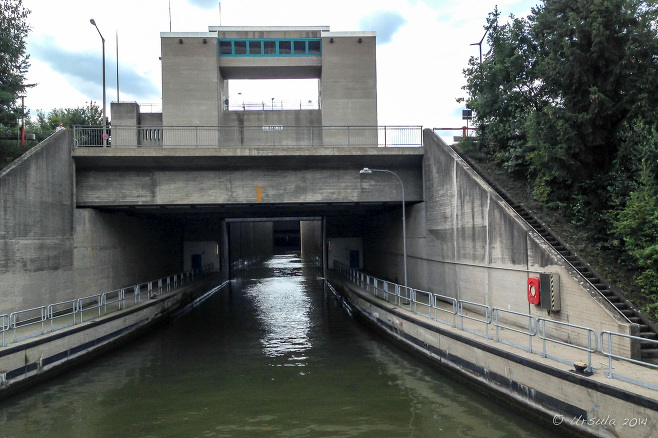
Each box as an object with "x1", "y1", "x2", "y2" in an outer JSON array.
[{"x1": 226, "y1": 79, "x2": 319, "y2": 111}]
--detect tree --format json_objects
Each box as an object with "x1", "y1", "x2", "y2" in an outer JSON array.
[
  {"x1": 460, "y1": 9, "x2": 541, "y2": 176},
  {"x1": 0, "y1": 0, "x2": 30, "y2": 129},
  {"x1": 529, "y1": 0, "x2": 658, "y2": 183},
  {"x1": 0, "y1": 0, "x2": 31, "y2": 166}
]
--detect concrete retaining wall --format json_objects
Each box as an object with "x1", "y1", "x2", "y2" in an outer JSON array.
[
  {"x1": 0, "y1": 131, "x2": 74, "y2": 313},
  {"x1": 73, "y1": 209, "x2": 184, "y2": 296},
  {"x1": 362, "y1": 131, "x2": 633, "y2": 355},
  {"x1": 1, "y1": 133, "x2": 188, "y2": 315}
]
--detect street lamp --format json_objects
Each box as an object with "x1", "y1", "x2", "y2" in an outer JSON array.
[
  {"x1": 90, "y1": 18, "x2": 107, "y2": 147},
  {"x1": 359, "y1": 168, "x2": 408, "y2": 291}
]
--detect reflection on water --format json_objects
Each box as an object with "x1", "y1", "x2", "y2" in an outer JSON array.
[
  {"x1": 0, "y1": 253, "x2": 560, "y2": 437},
  {"x1": 247, "y1": 255, "x2": 311, "y2": 358}
]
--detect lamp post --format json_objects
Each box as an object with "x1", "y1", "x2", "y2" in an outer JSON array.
[
  {"x1": 359, "y1": 168, "x2": 407, "y2": 290},
  {"x1": 90, "y1": 18, "x2": 107, "y2": 147}
]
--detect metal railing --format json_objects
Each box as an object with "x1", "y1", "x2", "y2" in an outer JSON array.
[
  {"x1": 0, "y1": 271, "x2": 205, "y2": 347},
  {"x1": 73, "y1": 125, "x2": 423, "y2": 148},
  {"x1": 48, "y1": 299, "x2": 77, "y2": 331},
  {"x1": 601, "y1": 331, "x2": 658, "y2": 391},
  {"x1": 459, "y1": 300, "x2": 492, "y2": 339},
  {"x1": 0, "y1": 314, "x2": 6, "y2": 346},
  {"x1": 9, "y1": 307, "x2": 46, "y2": 343},
  {"x1": 433, "y1": 294, "x2": 458, "y2": 328},
  {"x1": 227, "y1": 99, "x2": 319, "y2": 111},
  {"x1": 333, "y1": 261, "x2": 657, "y2": 392},
  {"x1": 537, "y1": 318, "x2": 598, "y2": 372},
  {"x1": 493, "y1": 308, "x2": 536, "y2": 353}
]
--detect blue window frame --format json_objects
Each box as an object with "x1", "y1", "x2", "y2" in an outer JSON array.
[{"x1": 218, "y1": 38, "x2": 322, "y2": 57}]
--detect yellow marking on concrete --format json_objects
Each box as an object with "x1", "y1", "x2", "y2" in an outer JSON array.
[{"x1": 257, "y1": 186, "x2": 262, "y2": 202}]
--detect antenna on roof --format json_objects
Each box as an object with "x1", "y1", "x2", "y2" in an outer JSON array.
[
  {"x1": 169, "y1": 1, "x2": 172, "y2": 32},
  {"x1": 219, "y1": 1, "x2": 222, "y2": 26}
]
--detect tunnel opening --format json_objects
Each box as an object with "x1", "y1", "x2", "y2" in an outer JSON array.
[
  {"x1": 226, "y1": 218, "x2": 323, "y2": 278},
  {"x1": 273, "y1": 220, "x2": 301, "y2": 253}
]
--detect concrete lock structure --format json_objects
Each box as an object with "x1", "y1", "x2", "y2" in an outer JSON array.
[{"x1": 1, "y1": 25, "x2": 656, "y2": 437}]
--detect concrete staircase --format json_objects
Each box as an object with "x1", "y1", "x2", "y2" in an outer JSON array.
[{"x1": 449, "y1": 143, "x2": 658, "y2": 361}]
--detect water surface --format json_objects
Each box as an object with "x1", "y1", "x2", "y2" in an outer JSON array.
[{"x1": 0, "y1": 254, "x2": 559, "y2": 437}]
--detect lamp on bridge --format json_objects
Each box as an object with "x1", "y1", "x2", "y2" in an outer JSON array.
[
  {"x1": 90, "y1": 18, "x2": 107, "y2": 147},
  {"x1": 359, "y1": 168, "x2": 408, "y2": 292}
]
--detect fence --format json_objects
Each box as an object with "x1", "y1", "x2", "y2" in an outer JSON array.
[
  {"x1": 73, "y1": 125, "x2": 423, "y2": 148},
  {"x1": 0, "y1": 271, "x2": 204, "y2": 347},
  {"x1": 333, "y1": 261, "x2": 657, "y2": 392}
]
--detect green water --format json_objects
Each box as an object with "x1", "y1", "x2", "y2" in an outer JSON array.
[{"x1": 0, "y1": 254, "x2": 560, "y2": 437}]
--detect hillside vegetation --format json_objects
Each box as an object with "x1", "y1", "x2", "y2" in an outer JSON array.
[{"x1": 458, "y1": 0, "x2": 658, "y2": 320}]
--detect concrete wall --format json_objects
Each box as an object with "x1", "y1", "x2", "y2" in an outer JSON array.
[
  {"x1": 73, "y1": 209, "x2": 184, "y2": 296},
  {"x1": 300, "y1": 220, "x2": 322, "y2": 265},
  {"x1": 222, "y1": 110, "x2": 321, "y2": 129},
  {"x1": 320, "y1": 33, "x2": 377, "y2": 127},
  {"x1": 229, "y1": 221, "x2": 274, "y2": 273},
  {"x1": 328, "y1": 237, "x2": 363, "y2": 270},
  {"x1": 362, "y1": 131, "x2": 633, "y2": 353},
  {"x1": 0, "y1": 131, "x2": 188, "y2": 314},
  {"x1": 75, "y1": 164, "x2": 424, "y2": 207},
  {"x1": 159, "y1": 28, "x2": 376, "y2": 131},
  {"x1": 421, "y1": 131, "x2": 633, "y2": 345},
  {"x1": 161, "y1": 33, "x2": 220, "y2": 127},
  {"x1": 0, "y1": 131, "x2": 74, "y2": 313},
  {"x1": 183, "y1": 241, "x2": 219, "y2": 272}
]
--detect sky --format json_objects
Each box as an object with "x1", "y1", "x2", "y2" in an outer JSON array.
[{"x1": 22, "y1": 0, "x2": 540, "y2": 141}]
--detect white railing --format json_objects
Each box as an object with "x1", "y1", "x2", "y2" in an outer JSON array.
[
  {"x1": 73, "y1": 125, "x2": 423, "y2": 148},
  {"x1": 333, "y1": 261, "x2": 656, "y2": 392},
  {"x1": 0, "y1": 270, "x2": 207, "y2": 347}
]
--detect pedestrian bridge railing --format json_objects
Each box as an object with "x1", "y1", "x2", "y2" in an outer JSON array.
[
  {"x1": 333, "y1": 261, "x2": 658, "y2": 392},
  {"x1": 73, "y1": 125, "x2": 423, "y2": 148},
  {"x1": 0, "y1": 269, "x2": 211, "y2": 348}
]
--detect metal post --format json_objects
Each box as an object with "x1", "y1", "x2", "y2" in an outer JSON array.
[{"x1": 90, "y1": 19, "x2": 107, "y2": 147}]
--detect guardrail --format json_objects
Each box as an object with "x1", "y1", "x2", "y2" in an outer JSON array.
[
  {"x1": 601, "y1": 331, "x2": 658, "y2": 391},
  {"x1": 333, "y1": 261, "x2": 656, "y2": 392},
  {"x1": 492, "y1": 308, "x2": 536, "y2": 353},
  {"x1": 459, "y1": 300, "x2": 491, "y2": 339},
  {"x1": 537, "y1": 318, "x2": 598, "y2": 372},
  {"x1": 0, "y1": 270, "x2": 207, "y2": 347},
  {"x1": 72, "y1": 125, "x2": 423, "y2": 148},
  {"x1": 0, "y1": 314, "x2": 7, "y2": 346}
]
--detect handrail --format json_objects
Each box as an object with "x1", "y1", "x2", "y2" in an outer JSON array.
[
  {"x1": 536, "y1": 318, "x2": 598, "y2": 372},
  {"x1": 1, "y1": 314, "x2": 8, "y2": 346},
  {"x1": 77, "y1": 294, "x2": 103, "y2": 323},
  {"x1": 72, "y1": 125, "x2": 424, "y2": 148},
  {"x1": 9, "y1": 306, "x2": 47, "y2": 342},
  {"x1": 432, "y1": 294, "x2": 457, "y2": 328},
  {"x1": 459, "y1": 300, "x2": 491, "y2": 339},
  {"x1": 492, "y1": 308, "x2": 536, "y2": 353},
  {"x1": 0, "y1": 271, "x2": 198, "y2": 347},
  {"x1": 47, "y1": 299, "x2": 78, "y2": 331},
  {"x1": 332, "y1": 261, "x2": 657, "y2": 392},
  {"x1": 413, "y1": 289, "x2": 433, "y2": 319},
  {"x1": 601, "y1": 331, "x2": 658, "y2": 391},
  {"x1": 102, "y1": 289, "x2": 124, "y2": 313}
]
